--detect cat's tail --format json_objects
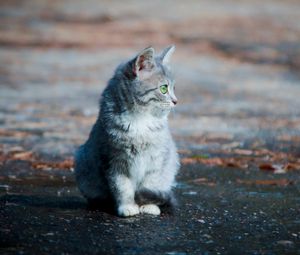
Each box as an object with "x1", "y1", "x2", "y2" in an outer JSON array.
[{"x1": 135, "y1": 189, "x2": 177, "y2": 214}]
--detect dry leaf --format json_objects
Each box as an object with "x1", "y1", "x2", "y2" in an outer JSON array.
[
  {"x1": 12, "y1": 151, "x2": 33, "y2": 160},
  {"x1": 254, "y1": 149, "x2": 272, "y2": 156},
  {"x1": 31, "y1": 158, "x2": 74, "y2": 170},
  {"x1": 181, "y1": 156, "x2": 249, "y2": 169},
  {"x1": 225, "y1": 158, "x2": 248, "y2": 169},
  {"x1": 237, "y1": 178, "x2": 294, "y2": 186},
  {"x1": 181, "y1": 158, "x2": 197, "y2": 164},
  {"x1": 0, "y1": 129, "x2": 29, "y2": 138},
  {"x1": 201, "y1": 158, "x2": 223, "y2": 166},
  {"x1": 190, "y1": 178, "x2": 216, "y2": 186},
  {"x1": 192, "y1": 178, "x2": 208, "y2": 183},
  {"x1": 234, "y1": 149, "x2": 253, "y2": 156},
  {"x1": 259, "y1": 163, "x2": 288, "y2": 174},
  {"x1": 259, "y1": 163, "x2": 276, "y2": 171},
  {"x1": 277, "y1": 135, "x2": 300, "y2": 142},
  {"x1": 57, "y1": 158, "x2": 74, "y2": 169},
  {"x1": 284, "y1": 163, "x2": 300, "y2": 171}
]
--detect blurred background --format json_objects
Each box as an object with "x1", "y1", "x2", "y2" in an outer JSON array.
[
  {"x1": 1, "y1": 0, "x2": 300, "y2": 160},
  {"x1": 0, "y1": 1, "x2": 300, "y2": 253}
]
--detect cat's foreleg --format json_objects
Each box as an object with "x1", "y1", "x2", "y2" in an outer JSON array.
[
  {"x1": 137, "y1": 175, "x2": 176, "y2": 215},
  {"x1": 109, "y1": 173, "x2": 139, "y2": 217}
]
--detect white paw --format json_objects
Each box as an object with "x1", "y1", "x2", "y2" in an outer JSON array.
[
  {"x1": 139, "y1": 204, "x2": 161, "y2": 215},
  {"x1": 118, "y1": 204, "x2": 140, "y2": 217}
]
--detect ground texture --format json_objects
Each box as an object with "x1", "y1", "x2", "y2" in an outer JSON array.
[{"x1": 0, "y1": 0, "x2": 300, "y2": 254}]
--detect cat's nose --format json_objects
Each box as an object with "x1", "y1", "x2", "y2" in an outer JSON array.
[{"x1": 172, "y1": 99, "x2": 178, "y2": 105}]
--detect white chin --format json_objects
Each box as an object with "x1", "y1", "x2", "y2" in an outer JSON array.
[{"x1": 160, "y1": 102, "x2": 172, "y2": 109}]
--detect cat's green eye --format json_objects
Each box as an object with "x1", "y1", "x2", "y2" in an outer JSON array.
[{"x1": 160, "y1": 84, "x2": 168, "y2": 94}]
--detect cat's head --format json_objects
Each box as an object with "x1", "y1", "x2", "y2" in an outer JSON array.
[{"x1": 123, "y1": 46, "x2": 177, "y2": 116}]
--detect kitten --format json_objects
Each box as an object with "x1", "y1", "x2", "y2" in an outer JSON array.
[{"x1": 75, "y1": 46, "x2": 180, "y2": 217}]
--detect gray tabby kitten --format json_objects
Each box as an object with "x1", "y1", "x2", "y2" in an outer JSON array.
[{"x1": 75, "y1": 46, "x2": 179, "y2": 217}]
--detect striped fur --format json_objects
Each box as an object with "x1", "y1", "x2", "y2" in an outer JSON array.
[{"x1": 75, "y1": 46, "x2": 180, "y2": 217}]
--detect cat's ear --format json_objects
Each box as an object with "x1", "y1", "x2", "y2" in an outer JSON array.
[
  {"x1": 160, "y1": 45, "x2": 175, "y2": 66},
  {"x1": 134, "y1": 47, "x2": 156, "y2": 80}
]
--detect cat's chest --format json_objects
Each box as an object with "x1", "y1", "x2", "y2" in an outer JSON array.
[
  {"x1": 122, "y1": 114, "x2": 166, "y2": 143},
  {"x1": 116, "y1": 114, "x2": 170, "y2": 185},
  {"x1": 130, "y1": 145, "x2": 164, "y2": 184}
]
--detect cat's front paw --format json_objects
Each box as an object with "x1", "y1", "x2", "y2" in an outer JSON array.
[
  {"x1": 139, "y1": 204, "x2": 161, "y2": 215},
  {"x1": 118, "y1": 204, "x2": 140, "y2": 217}
]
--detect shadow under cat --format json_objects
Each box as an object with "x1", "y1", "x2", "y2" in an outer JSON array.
[
  {"x1": 0, "y1": 191, "x2": 176, "y2": 216},
  {"x1": 88, "y1": 189, "x2": 177, "y2": 215}
]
